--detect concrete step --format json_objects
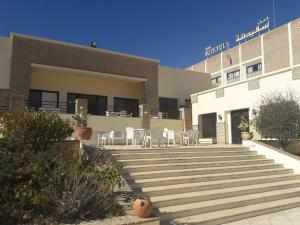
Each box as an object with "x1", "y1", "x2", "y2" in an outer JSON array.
[
  {"x1": 140, "y1": 171, "x2": 297, "y2": 197},
  {"x1": 152, "y1": 179, "x2": 300, "y2": 207},
  {"x1": 110, "y1": 147, "x2": 249, "y2": 154},
  {"x1": 119, "y1": 154, "x2": 265, "y2": 166},
  {"x1": 167, "y1": 196, "x2": 300, "y2": 225},
  {"x1": 159, "y1": 186, "x2": 300, "y2": 221},
  {"x1": 126, "y1": 159, "x2": 275, "y2": 179},
  {"x1": 123, "y1": 158, "x2": 274, "y2": 173},
  {"x1": 114, "y1": 150, "x2": 256, "y2": 160},
  {"x1": 129, "y1": 164, "x2": 283, "y2": 188}
]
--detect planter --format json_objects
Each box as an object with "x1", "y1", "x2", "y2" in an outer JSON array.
[
  {"x1": 241, "y1": 132, "x2": 253, "y2": 140},
  {"x1": 75, "y1": 127, "x2": 93, "y2": 140},
  {"x1": 132, "y1": 197, "x2": 152, "y2": 218}
]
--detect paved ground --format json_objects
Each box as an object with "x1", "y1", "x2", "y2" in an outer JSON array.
[{"x1": 224, "y1": 207, "x2": 300, "y2": 225}]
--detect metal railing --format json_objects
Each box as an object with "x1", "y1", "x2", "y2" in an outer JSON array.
[
  {"x1": 150, "y1": 109, "x2": 181, "y2": 120},
  {"x1": 25, "y1": 100, "x2": 69, "y2": 113}
]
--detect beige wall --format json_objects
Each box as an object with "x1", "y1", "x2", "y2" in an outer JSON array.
[
  {"x1": 291, "y1": 18, "x2": 300, "y2": 65},
  {"x1": 30, "y1": 68, "x2": 145, "y2": 107},
  {"x1": 264, "y1": 25, "x2": 290, "y2": 73},
  {"x1": 60, "y1": 114, "x2": 183, "y2": 142},
  {"x1": 150, "y1": 118, "x2": 183, "y2": 133},
  {"x1": 206, "y1": 54, "x2": 221, "y2": 74},
  {"x1": 241, "y1": 38, "x2": 261, "y2": 62},
  {"x1": 158, "y1": 66, "x2": 210, "y2": 106},
  {"x1": 0, "y1": 37, "x2": 12, "y2": 89},
  {"x1": 192, "y1": 68, "x2": 300, "y2": 144},
  {"x1": 222, "y1": 46, "x2": 239, "y2": 69}
]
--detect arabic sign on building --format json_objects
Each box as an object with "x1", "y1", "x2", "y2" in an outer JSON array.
[
  {"x1": 205, "y1": 42, "x2": 229, "y2": 57},
  {"x1": 236, "y1": 17, "x2": 270, "y2": 42}
]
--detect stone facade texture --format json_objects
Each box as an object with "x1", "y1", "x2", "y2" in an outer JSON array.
[
  {"x1": 193, "y1": 61, "x2": 205, "y2": 72},
  {"x1": 206, "y1": 54, "x2": 221, "y2": 74},
  {"x1": 222, "y1": 46, "x2": 239, "y2": 69},
  {"x1": 248, "y1": 78, "x2": 260, "y2": 90},
  {"x1": 291, "y1": 19, "x2": 300, "y2": 65},
  {"x1": 216, "y1": 122, "x2": 226, "y2": 144},
  {"x1": 264, "y1": 26, "x2": 290, "y2": 73},
  {"x1": 10, "y1": 35, "x2": 159, "y2": 110},
  {"x1": 241, "y1": 38, "x2": 261, "y2": 62},
  {"x1": 0, "y1": 89, "x2": 10, "y2": 109},
  {"x1": 215, "y1": 88, "x2": 224, "y2": 98},
  {"x1": 180, "y1": 107, "x2": 192, "y2": 132},
  {"x1": 292, "y1": 67, "x2": 300, "y2": 80}
]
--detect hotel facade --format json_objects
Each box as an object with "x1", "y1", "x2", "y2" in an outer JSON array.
[
  {"x1": 187, "y1": 18, "x2": 300, "y2": 144},
  {"x1": 0, "y1": 33, "x2": 210, "y2": 134},
  {"x1": 1, "y1": 18, "x2": 300, "y2": 144}
]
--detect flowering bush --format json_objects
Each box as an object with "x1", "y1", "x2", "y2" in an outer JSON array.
[
  {"x1": 0, "y1": 112, "x2": 123, "y2": 224},
  {"x1": 1, "y1": 112, "x2": 73, "y2": 152}
]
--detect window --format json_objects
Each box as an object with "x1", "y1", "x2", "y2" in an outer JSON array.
[
  {"x1": 114, "y1": 97, "x2": 139, "y2": 117},
  {"x1": 246, "y1": 63, "x2": 262, "y2": 74},
  {"x1": 227, "y1": 70, "x2": 240, "y2": 80},
  {"x1": 211, "y1": 76, "x2": 221, "y2": 84},
  {"x1": 67, "y1": 93, "x2": 107, "y2": 115},
  {"x1": 159, "y1": 98, "x2": 179, "y2": 119},
  {"x1": 28, "y1": 89, "x2": 58, "y2": 109}
]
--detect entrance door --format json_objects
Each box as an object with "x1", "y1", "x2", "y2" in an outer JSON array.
[
  {"x1": 201, "y1": 113, "x2": 217, "y2": 138},
  {"x1": 231, "y1": 109, "x2": 249, "y2": 144}
]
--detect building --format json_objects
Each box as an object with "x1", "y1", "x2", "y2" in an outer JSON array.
[
  {"x1": 188, "y1": 18, "x2": 300, "y2": 144},
  {"x1": 0, "y1": 33, "x2": 210, "y2": 124}
]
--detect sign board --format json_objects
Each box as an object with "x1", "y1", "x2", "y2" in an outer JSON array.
[
  {"x1": 236, "y1": 17, "x2": 270, "y2": 42},
  {"x1": 205, "y1": 42, "x2": 229, "y2": 57}
]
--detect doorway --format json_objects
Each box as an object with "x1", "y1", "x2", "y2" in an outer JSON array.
[
  {"x1": 231, "y1": 109, "x2": 249, "y2": 144},
  {"x1": 201, "y1": 113, "x2": 217, "y2": 138}
]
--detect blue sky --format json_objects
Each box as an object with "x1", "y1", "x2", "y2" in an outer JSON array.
[{"x1": 0, "y1": 0, "x2": 299, "y2": 68}]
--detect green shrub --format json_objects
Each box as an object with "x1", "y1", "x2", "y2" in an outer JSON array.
[
  {"x1": 0, "y1": 112, "x2": 124, "y2": 224},
  {"x1": 253, "y1": 90, "x2": 300, "y2": 149},
  {"x1": 1, "y1": 112, "x2": 73, "y2": 153}
]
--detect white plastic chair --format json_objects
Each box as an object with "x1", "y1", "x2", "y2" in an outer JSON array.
[
  {"x1": 188, "y1": 130, "x2": 199, "y2": 146},
  {"x1": 143, "y1": 130, "x2": 152, "y2": 147},
  {"x1": 180, "y1": 132, "x2": 189, "y2": 146},
  {"x1": 150, "y1": 127, "x2": 165, "y2": 147},
  {"x1": 95, "y1": 131, "x2": 109, "y2": 146},
  {"x1": 167, "y1": 129, "x2": 175, "y2": 146},
  {"x1": 109, "y1": 131, "x2": 124, "y2": 145},
  {"x1": 126, "y1": 127, "x2": 134, "y2": 147}
]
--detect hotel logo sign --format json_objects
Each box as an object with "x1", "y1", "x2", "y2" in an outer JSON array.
[
  {"x1": 205, "y1": 42, "x2": 229, "y2": 57},
  {"x1": 236, "y1": 17, "x2": 270, "y2": 42}
]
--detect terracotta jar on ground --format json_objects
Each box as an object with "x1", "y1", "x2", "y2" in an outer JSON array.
[{"x1": 132, "y1": 197, "x2": 152, "y2": 218}]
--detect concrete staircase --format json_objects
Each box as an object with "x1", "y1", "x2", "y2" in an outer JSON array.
[{"x1": 111, "y1": 146, "x2": 300, "y2": 225}]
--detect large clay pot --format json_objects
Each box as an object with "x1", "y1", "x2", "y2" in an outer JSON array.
[
  {"x1": 75, "y1": 127, "x2": 93, "y2": 140},
  {"x1": 132, "y1": 197, "x2": 152, "y2": 218},
  {"x1": 241, "y1": 132, "x2": 253, "y2": 140}
]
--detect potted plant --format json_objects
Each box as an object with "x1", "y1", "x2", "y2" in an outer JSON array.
[
  {"x1": 72, "y1": 112, "x2": 92, "y2": 140},
  {"x1": 238, "y1": 118, "x2": 253, "y2": 140}
]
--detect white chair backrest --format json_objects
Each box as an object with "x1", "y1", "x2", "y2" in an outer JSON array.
[
  {"x1": 163, "y1": 128, "x2": 168, "y2": 138},
  {"x1": 188, "y1": 130, "x2": 199, "y2": 139},
  {"x1": 126, "y1": 127, "x2": 134, "y2": 139},
  {"x1": 150, "y1": 127, "x2": 164, "y2": 139},
  {"x1": 110, "y1": 131, "x2": 123, "y2": 139},
  {"x1": 95, "y1": 131, "x2": 106, "y2": 138},
  {"x1": 168, "y1": 129, "x2": 175, "y2": 139}
]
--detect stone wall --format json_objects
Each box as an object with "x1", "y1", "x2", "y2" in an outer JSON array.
[{"x1": 10, "y1": 35, "x2": 159, "y2": 110}]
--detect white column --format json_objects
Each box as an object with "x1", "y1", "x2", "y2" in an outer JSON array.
[
  {"x1": 239, "y1": 44, "x2": 246, "y2": 80},
  {"x1": 204, "y1": 60, "x2": 207, "y2": 73},
  {"x1": 288, "y1": 22, "x2": 294, "y2": 67},
  {"x1": 220, "y1": 52, "x2": 226, "y2": 85},
  {"x1": 260, "y1": 35, "x2": 265, "y2": 74}
]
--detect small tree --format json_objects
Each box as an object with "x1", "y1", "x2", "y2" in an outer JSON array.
[{"x1": 253, "y1": 90, "x2": 300, "y2": 149}]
